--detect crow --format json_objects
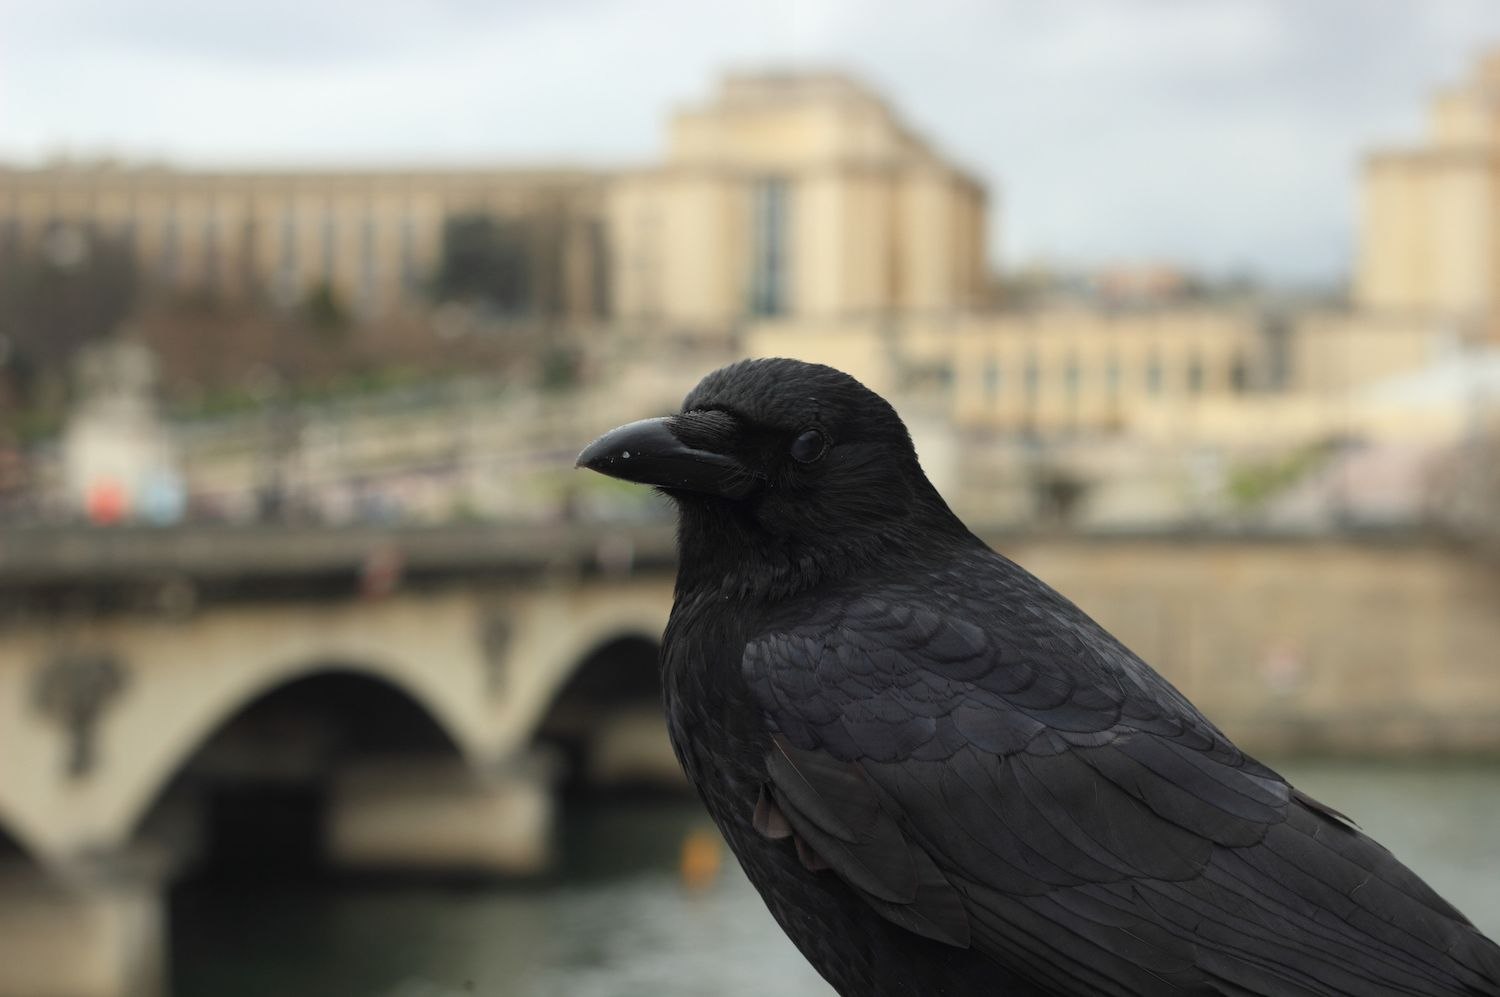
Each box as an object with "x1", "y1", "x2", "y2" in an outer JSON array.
[{"x1": 576, "y1": 358, "x2": 1500, "y2": 996}]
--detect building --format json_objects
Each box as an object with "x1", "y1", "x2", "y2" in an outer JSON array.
[
  {"x1": 947, "y1": 307, "x2": 1260, "y2": 436},
  {"x1": 609, "y1": 72, "x2": 988, "y2": 336},
  {"x1": 0, "y1": 72, "x2": 987, "y2": 344},
  {"x1": 14, "y1": 55, "x2": 1500, "y2": 531},
  {"x1": 0, "y1": 164, "x2": 609, "y2": 323},
  {"x1": 1358, "y1": 49, "x2": 1500, "y2": 335}
]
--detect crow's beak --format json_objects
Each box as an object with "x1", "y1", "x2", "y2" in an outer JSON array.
[{"x1": 576, "y1": 414, "x2": 759, "y2": 499}]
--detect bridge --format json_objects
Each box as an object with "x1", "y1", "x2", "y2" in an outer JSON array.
[
  {"x1": 0, "y1": 523, "x2": 683, "y2": 997},
  {"x1": 2, "y1": 523, "x2": 1499, "y2": 997}
]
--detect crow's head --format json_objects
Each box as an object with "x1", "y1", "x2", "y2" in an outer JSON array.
[{"x1": 577, "y1": 359, "x2": 972, "y2": 590}]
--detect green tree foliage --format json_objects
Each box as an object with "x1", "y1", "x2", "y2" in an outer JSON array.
[
  {"x1": 1227, "y1": 442, "x2": 1334, "y2": 508},
  {"x1": 537, "y1": 345, "x2": 580, "y2": 393},
  {"x1": 302, "y1": 280, "x2": 350, "y2": 339},
  {"x1": 0, "y1": 226, "x2": 139, "y2": 404},
  {"x1": 431, "y1": 214, "x2": 534, "y2": 314}
]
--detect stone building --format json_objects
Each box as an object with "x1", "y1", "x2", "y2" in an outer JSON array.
[
  {"x1": 0, "y1": 71, "x2": 987, "y2": 345},
  {"x1": 1358, "y1": 49, "x2": 1500, "y2": 334},
  {"x1": 608, "y1": 72, "x2": 988, "y2": 336},
  {"x1": 0, "y1": 164, "x2": 608, "y2": 323}
]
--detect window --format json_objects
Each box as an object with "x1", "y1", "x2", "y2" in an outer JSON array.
[
  {"x1": 983, "y1": 358, "x2": 1001, "y2": 400},
  {"x1": 1105, "y1": 356, "x2": 1121, "y2": 398},
  {"x1": 1145, "y1": 351, "x2": 1164, "y2": 395},
  {"x1": 160, "y1": 208, "x2": 180, "y2": 283},
  {"x1": 1230, "y1": 354, "x2": 1250, "y2": 393},
  {"x1": 1261, "y1": 314, "x2": 1291, "y2": 391},
  {"x1": 1186, "y1": 353, "x2": 1205, "y2": 395},
  {"x1": 1023, "y1": 351, "x2": 1040, "y2": 406},
  {"x1": 360, "y1": 215, "x2": 378, "y2": 302},
  {"x1": 279, "y1": 206, "x2": 298, "y2": 275},
  {"x1": 749, "y1": 178, "x2": 790, "y2": 316},
  {"x1": 1064, "y1": 355, "x2": 1081, "y2": 400},
  {"x1": 202, "y1": 214, "x2": 220, "y2": 289},
  {"x1": 588, "y1": 219, "x2": 610, "y2": 319},
  {"x1": 400, "y1": 215, "x2": 418, "y2": 291},
  {"x1": 321, "y1": 207, "x2": 338, "y2": 280},
  {"x1": 274, "y1": 205, "x2": 300, "y2": 304},
  {"x1": 122, "y1": 195, "x2": 138, "y2": 245}
]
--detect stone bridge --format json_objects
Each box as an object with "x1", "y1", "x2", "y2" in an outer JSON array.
[
  {"x1": 0, "y1": 523, "x2": 682, "y2": 997},
  {"x1": 3, "y1": 523, "x2": 1499, "y2": 997}
]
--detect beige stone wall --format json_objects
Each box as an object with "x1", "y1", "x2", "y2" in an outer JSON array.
[
  {"x1": 742, "y1": 319, "x2": 902, "y2": 395},
  {"x1": 751, "y1": 305, "x2": 1465, "y2": 450},
  {"x1": 1359, "y1": 153, "x2": 1495, "y2": 318},
  {"x1": 949, "y1": 307, "x2": 1262, "y2": 436},
  {"x1": 606, "y1": 169, "x2": 749, "y2": 330},
  {"x1": 1290, "y1": 311, "x2": 1439, "y2": 393},
  {"x1": 667, "y1": 73, "x2": 929, "y2": 169},
  {"x1": 0, "y1": 868, "x2": 166, "y2": 997},
  {"x1": 1007, "y1": 537, "x2": 1500, "y2": 756},
  {"x1": 1432, "y1": 88, "x2": 1492, "y2": 148},
  {"x1": 607, "y1": 72, "x2": 988, "y2": 333},
  {"x1": 1356, "y1": 50, "x2": 1500, "y2": 322},
  {"x1": 1125, "y1": 394, "x2": 1468, "y2": 449},
  {"x1": 0, "y1": 165, "x2": 608, "y2": 320}
]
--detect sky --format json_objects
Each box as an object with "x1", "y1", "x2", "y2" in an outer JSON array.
[{"x1": 1, "y1": 0, "x2": 1496, "y2": 286}]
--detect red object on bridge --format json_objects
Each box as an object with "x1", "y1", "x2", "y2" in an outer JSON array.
[{"x1": 85, "y1": 479, "x2": 128, "y2": 525}]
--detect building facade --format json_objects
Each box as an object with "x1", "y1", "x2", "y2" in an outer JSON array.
[
  {"x1": 947, "y1": 307, "x2": 1261, "y2": 436},
  {"x1": 0, "y1": 72, "x2": 988, "y2": 342},
  {"x1": 0, "y1": 164, "x2": 609, "y2": 322},
  {"x1": 1358, "y1": 49, "x2": 1500, "y2": 334},
  {"x1": 608, "y1": 73, "x2": 988, "y2": 335}
]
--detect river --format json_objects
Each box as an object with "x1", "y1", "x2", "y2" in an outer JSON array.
[{"x1": 172, "y1": 760, "x2": 1500, "y2": 997}]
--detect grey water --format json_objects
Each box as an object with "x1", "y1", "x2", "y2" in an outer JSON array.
[{"x1": 172, "y1": 760, "x2": 1500, "y2": 997}]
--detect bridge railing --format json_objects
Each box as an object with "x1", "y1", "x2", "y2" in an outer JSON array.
[{"x1": 0, "y1": 522, "x2": 680, "y2": 587}]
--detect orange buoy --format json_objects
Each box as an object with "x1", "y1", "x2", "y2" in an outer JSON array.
[{"x1": 679, "y1": 826, "x2": 723, "y2": 892}]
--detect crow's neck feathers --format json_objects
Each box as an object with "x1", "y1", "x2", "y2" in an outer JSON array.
[{"x1": 671, "y1": 472, "x2": 977, "y2": 606}]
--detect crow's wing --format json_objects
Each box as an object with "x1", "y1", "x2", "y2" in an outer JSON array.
[{"x1": 743, "y1": 578, "x2": 1500, "y2": 997}]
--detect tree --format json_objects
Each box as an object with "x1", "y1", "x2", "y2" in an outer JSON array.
[
  {"x1": 431, "y1": 213, "x2": 534, "y2": 315},
  {"x1": 302, "y1": 280, "x2": 350, "y2": 338},
  {"x1": 0, "y1": 225, "x2": 140, "y2": 407}
]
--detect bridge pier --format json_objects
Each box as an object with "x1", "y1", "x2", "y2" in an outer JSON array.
[
  {"x1": 326, "y1": 758, "x2": 553, "y2": 876},
  {"x1": 586, "y1": 705, "x2": 685, "y2": 789},
  {"x1": 0, "y1": 857, "x2": 167, "y2": 997}
]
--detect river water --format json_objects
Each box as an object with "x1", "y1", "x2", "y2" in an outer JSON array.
[{"x1": 173, "y1": 760, "x2": 1500, "y2": 997}]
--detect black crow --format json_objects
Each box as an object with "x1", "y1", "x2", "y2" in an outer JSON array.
[{"x1": 576, "y1": 358, "x2": 1500, "y2": 996}]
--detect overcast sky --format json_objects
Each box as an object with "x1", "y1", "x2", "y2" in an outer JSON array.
[{"x1": 1, "y1": 0, "x2": 1495, "y2": 285}]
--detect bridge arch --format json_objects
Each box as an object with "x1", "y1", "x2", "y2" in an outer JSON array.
[
  {"x1": 504, "y1": 587, "x2": 665, "y2": 723},
  {"x1": 0, "y1": 801, "x2": 45, "y2": 870},
  {"x1": 532, "y1": 632, "x2": 661, "y2": 726},
  {"x1": 129, "y1": 667, "x2": 470, "y2": 875},
  {"x1": 0, "y1": 815, "x2": 37, "y2": 867},
  {"x1": 531, "y1": 634, "x2": 664, "y2": 784},
  {"x1": 106, "y1": 653, "x2": 485, "y2": 853},
  {"x1": 519, "y1": 612, "x2": 663, "y2": 734}
]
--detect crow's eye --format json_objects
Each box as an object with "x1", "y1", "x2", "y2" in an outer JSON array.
[{"x1": 790, "y1": 428, "x2": 828, "y2": 464}]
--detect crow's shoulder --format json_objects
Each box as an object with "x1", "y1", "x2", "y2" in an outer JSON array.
[{"x1": 750, "y1": 548, "x2": 1266, "y2": 783}]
